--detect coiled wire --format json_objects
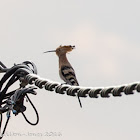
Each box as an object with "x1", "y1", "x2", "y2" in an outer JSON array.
[{"x1": 25, "y1": 74, "x2": 140, "y2": 98}]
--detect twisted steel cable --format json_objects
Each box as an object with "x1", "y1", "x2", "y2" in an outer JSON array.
[{"x1": 25, "y1": 74, "x2": 140, "y2": 98}]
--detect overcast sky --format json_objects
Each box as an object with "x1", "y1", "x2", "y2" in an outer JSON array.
[{"x1": 0, "y1": 0, "x2": 140, "y2": 140}]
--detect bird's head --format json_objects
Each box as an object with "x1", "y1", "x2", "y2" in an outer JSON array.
[
  {"x1": 44, "y1": 45, "x2": 75, "y2": 57},
  {"x1": 56, "y1": 45, "x2": 75, "y2": 56}
]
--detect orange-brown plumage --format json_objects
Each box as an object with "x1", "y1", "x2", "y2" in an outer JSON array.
[{"x1": 44, "y1": 45, "x2": 82, "y2": 108}]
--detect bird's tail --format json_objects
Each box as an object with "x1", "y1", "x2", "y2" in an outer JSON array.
[{"x1": 78, "y1": 96, "x2": 82, "y2": 108}]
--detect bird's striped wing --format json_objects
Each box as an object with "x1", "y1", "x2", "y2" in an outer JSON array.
[
  {"x1": 60, "y1": 66, "x2": 82, "y2": 108},
  {"x1": 60, "y1": 66, "x2": 79, "y2": 86}
]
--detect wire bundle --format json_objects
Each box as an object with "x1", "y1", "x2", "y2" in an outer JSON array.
[
  {"x1": 26, "y1": 74, "x2": 140, "y2": 98},
  {"x1": 0, "y1": 61, "x2": 39, "y2": 139}
]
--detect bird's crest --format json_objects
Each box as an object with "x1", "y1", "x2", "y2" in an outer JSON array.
[{"x1": 57, "y1": 45, "x2": 75, "y2": 52}]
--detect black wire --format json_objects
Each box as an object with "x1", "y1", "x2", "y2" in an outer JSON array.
[
  {"x1": 0, "y1": 114, "x2": 2, "y2": 132},
  {"x1": 0, "y1": 61, "x2": 7, "y2": 69},
  {"x1": 0, "y1": 114, "x2": 2, "y2": 139},
  {"x1": 0, "y1": 113, "x2": 10, "y2": 139},
  {"x1": 1, "y1": 76, "x2": 18, "y2": 94},
  {"x1": 22, "y1": 61, "x2": 37, "y2": 74},
  {"x1": 3, "y1": 90, "x2": 17, "y2": 99},
  {"x1": 0, "y1": 77, "x2": 19, "y2": 105},
  {"x1": 0, "y1": 62, "x2": 37, "y2": 104},
  {"x1": 0, "y1": 67, "x2": 33, "y2": 105},
  {"x1": 21, "y1": 94, "x2": 39, "y2": 125},
  {"x1": 0, "y1": 64, "x2": 32, "y2": 91},
  {"x1": 0, "y1": 61, "x2": 38, "y2": 139}
]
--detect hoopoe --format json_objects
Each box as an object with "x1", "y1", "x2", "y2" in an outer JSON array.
[{"x1": 44, "y1": 45, "x2": 82, "y2": 108}]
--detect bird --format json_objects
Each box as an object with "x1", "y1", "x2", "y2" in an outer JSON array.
[{"x1": 44, "y1": 45, "x2": 82, "y2": 108}]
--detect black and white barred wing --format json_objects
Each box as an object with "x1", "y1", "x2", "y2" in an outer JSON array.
[{"x1": 60, "y1": 66, "x2": 79, "y2": 86}]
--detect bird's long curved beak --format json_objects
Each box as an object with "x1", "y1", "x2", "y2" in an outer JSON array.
[{"x1": 43, "y1": 50, "x2": 56, "y2": 53}]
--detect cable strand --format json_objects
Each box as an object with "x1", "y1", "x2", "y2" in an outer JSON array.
[{"x1": 25, "y1": 74, "x2": 140, "y2": 98}]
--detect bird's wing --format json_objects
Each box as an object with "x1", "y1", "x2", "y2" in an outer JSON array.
[
  {"x1": 60, "y1": 66, "x2": 79, "y2": 86},
  {"x1": 60, "y1": 66, "x2": 82, "y2": 107}
]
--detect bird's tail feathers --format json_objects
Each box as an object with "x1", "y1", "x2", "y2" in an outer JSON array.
[{"x1": 78, "y1": 96, "x2": 82, "y2": 108}]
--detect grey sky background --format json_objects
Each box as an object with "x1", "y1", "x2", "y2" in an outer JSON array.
[{"x1": 0, "y1": 0, "x2": 140, "y2": 140}]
